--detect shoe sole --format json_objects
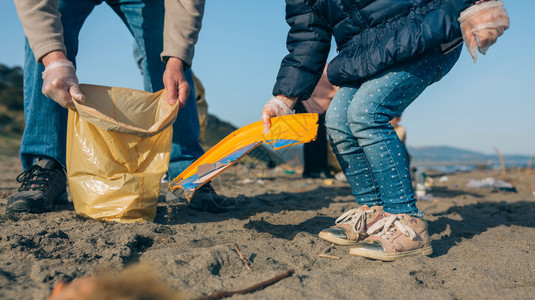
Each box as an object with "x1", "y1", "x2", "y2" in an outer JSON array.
[
  {"x1": 6, "y1": 199, "x2": 53, "y2": 213},
  {"x1": 318, "y1": 231, "x2": 357, "y2": 246},
  {"x1": 349, "y1": 246, "x2": 433, "y2": 261}
]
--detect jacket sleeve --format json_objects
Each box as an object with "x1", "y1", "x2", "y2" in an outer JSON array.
[
  {"x1": 14, "y1": 0, "x2": 66, "y2": 63},
  {"x1": 161, "y1": 0, "x2": 206, "y2": 68},
  {"x1": 446, "y1": 0, "x2": 479, "y2": 13},
  {"x1": 272, "y1": 0, "x2": 332, "y2": 101}
]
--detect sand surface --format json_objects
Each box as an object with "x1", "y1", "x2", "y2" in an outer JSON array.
[{"x1": 1, "y1": 156, "x2": 534, "y2": 299}]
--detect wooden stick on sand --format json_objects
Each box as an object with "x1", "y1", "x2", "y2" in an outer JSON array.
[
  {"x1": 318, "y1": 254, "x2": 341, "y2": 260},
  {"x1": 196, "y1": 269, "x2": 295, "y2": 300},
  {"x1": 233, "y1": 243, "x2": 252, "y2": 271},
  {"x1": 318, "y1": 243, "x2": 341, "y2": 260}
]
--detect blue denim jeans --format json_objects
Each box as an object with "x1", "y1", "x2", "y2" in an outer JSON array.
[
  {"x1": 325, "y1": 46, "x2": 461, "y2": 215},
  {"x1": 21, "y1": 0, "x2": 204, "y2": 179}
]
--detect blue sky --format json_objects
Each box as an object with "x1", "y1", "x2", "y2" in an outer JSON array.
[{"x1": 0, "y1": 1, "x2": 533, "y2": 156}]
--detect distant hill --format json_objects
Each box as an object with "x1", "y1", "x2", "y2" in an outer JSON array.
[
  {"x1": 0, "y1": 64, "x2": 24, "y2": 156},
  {"x1": 408, "y1": 145, "x2": 533, "y2": 167}
]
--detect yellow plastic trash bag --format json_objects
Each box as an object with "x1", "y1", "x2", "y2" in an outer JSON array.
[{"x1": 66, "y1": 84, "x2": 178, "y2": 223}]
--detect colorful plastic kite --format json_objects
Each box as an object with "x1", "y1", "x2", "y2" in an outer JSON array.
[{"x1": 169, "y1": 113, "x2": 319, "y2": 200}]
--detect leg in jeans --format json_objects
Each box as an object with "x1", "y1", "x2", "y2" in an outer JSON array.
[
  {"x1": 8, "y1": 0, "x2": 97, "y2": 212},
  {"x1": 303, "y1": 114, "x2": 329, "y2": 177},
  {"x1": 328, "y1": 47, "x2": 461, "y2": 215},
  {"x1": 21, "y1": 0, "x2": 96, "y2": 170},
  {"x1": 326, "y1": 90, "x2": 381, "y2": 207},
  {"x1": 110, "y1": 0, "x2": 205, "y2": 180}
]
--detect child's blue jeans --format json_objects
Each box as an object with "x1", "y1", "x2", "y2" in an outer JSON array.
[{"x1": 325, "y1": 46, "x2": 461, "y2": 215}]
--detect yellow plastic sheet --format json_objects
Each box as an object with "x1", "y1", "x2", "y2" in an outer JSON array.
[
  {"x1": 170, "y1": 113, "x2": 319, "y2": 199},
  {"x1": 67, "y1": 84, "x2": 178, "y2": 223}
]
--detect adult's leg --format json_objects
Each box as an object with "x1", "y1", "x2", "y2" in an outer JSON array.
[
  {"x1": 347, "y1": 47, "x2": 461, "y2": 215},
  {"x1": 109, "y1": 0, "x2": 204, "y2": 179},
  {"x1": 325, "y1": 88, "x2": 381, "y2": 206},
  {"x1": 20, "y1": 0, "x2": 96, "y2": 170},
  {"x1": 303, "y1": 114, "x2": 329, "y2": 177}
]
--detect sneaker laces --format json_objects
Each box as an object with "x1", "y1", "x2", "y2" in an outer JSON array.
[
  {"x1": 335, "y1": 207, "x2": 375, "y2": 233},
  {"x1": 16, "y1": 164, "x2": 56, "y2": 192},
  {"x1": 366, "y1": 214, "x2": 417, "y2": 240}
]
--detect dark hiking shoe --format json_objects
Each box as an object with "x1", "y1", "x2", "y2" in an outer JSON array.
[
  {"x1": 6, "y1": 158, "x2": 66, "y2": 213},
  {"x1": 187, "y1": 183, "x2": 233, "y2": 213}
]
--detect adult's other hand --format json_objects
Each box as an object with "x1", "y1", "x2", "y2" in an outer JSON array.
[{"x1": 163, "y1": 57, "x2": 190, "y2": 108}]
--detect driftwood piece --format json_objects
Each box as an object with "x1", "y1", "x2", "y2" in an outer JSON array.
[
  {"x1": 233, "y1": 243, "x2": 252, "y2": 271},
  {"x1": 318, "y1": 254, "x2": 341, "y2": 260},
  {"x1": 321, "y1": 243, "x2": 335, "y2": 254},
  {"x1": 195, "y1": 270, "x2": 295, "y2": 300}
]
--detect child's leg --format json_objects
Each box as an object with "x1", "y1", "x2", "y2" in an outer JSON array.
[
  {"x1": 347, "y1": 47, "x2": 461, "y2": 215},
  {"x1": 326, "y1": 88, "x2": 382, "y2": 207}
]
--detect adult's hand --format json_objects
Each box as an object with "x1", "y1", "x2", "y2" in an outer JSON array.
[
  {"x1": 41, "y1": 51, "x2": 85, "y2": 108},
  {"x1": 261, "y1": 95, "x2": 296, "y2": 134},
  {"x1": 459, "y1": 1, "x2": 510, "y2": 62},
  {"x1": 163, "y1": 57, "x2": 190, "y2": 108}
]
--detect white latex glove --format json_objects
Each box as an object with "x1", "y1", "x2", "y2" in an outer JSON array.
[
  {"x1": 42, "y1": 59, "x2": 85, "y2": 108},
  {"x1": 261, "y1": 96, "x2": 294, "y2": 134},
  {"x1": 458, "y1": 1, "x2": 510, "y2": 62}
]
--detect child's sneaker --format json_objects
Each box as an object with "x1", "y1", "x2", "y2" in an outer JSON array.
[
  {"x1": 349, "y1": 213, "x2": 432, "y2": 261},
  {"x1": 318, "y1": 205, "x2": 386, "y2": 245}
]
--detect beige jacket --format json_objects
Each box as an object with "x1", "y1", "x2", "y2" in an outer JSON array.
[{"x1": 13, "y1": 0, "x2": 205, "y2": 66}]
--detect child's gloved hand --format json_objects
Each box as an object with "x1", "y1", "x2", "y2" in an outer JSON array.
[
  {"x1": 42, "y1": 59, "x2": 85, "y2": 108},
  {"x1": 261, "y1": 96, "x2": 294, "y2": 134},
  {"x1": 459, "y1": 1, "x2": 510, "y2": 62}
]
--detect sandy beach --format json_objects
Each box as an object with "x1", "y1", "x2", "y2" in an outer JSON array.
[{"x1": 1, "y1": 155, "x2": 534, "y2": 299}]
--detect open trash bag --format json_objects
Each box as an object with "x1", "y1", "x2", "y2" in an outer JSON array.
[{"x1": 66, "y1": 84, "x2": 178, "y2": 223}]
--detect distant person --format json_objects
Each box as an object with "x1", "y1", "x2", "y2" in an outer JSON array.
[
  {"x1": 261, "y1": 0, "x2": 509, "y2": 261},
  {"x1": 390, "y1": 115, "x2": 411, "y2": 164},
  {"x1": 9, "y1": 0, "x2": 230, "y2": 215},
  {"x1": 295, "y1": 65, "x2": 338, "y2": 179}
]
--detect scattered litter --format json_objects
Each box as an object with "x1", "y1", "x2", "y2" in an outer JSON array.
[
  {"x1": 417, "y1": 194, "x2": 435, "y2": 202},
  {"x1": 169, "y1": 114, "x2": 319, "y2": 199},
  {"x1": 160, "y1": 173, "x2": 169, "y2": 184},
  {"x1": 323, "y1": 179, "x2": 334, "y2": 186},
  {"x1": 284, "y1": 170, "x2": 296, "y2": 174},
  {"x1": 415, "y1": 171, "x2": 431, "y2": 197},
  {"x1": 256, "y1": 179, "x2": 265, "y2": 185},
  {"x1": 467, "y1": 177, "x2": 517, "y2": 192},
  {"x1": 335, "y1": 172, "x2": 347, "y2": 182},
  {"x1": 439, "y1": 176, "x2": 449, "y2": 183},
  {"x1": 240, "y1": 178, "x2": 255, "y2": 184}
]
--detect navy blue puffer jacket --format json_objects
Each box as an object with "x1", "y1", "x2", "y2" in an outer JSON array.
[{"x1": 273, "y1": 0, "x2": 476, "y2": 100}]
